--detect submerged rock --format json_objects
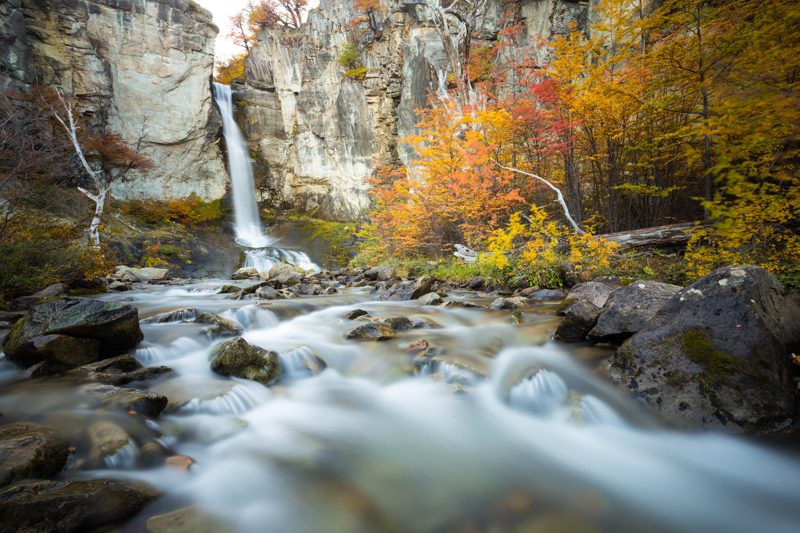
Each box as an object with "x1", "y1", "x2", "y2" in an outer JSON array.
[
  {"x1": 81, "y1": 383, "x2": 168, "y2": 418},
  {"x1": 2, "y1": 299, "x2": 142, "y2": 368},
  {"x1": 209, "y1": 337, "x2": 281, "y2": 386},
  {"x1": 146, "y1": 505, "x2": 229, "y2": 533},
  {"x1": 610, "y1": 266, "x2": 800, "y2": 433},
  {"x1": 345, "y1": 322, "x2": 396, "y2": 341},
  {"x1": 87, "y1": 420, "x2": 132, "y2": 468},
  {"x1": 0, "y1": 478, "x2": 158, "y2": 532},
  {"x1": 0, "y1": 423, "x2": 69, "y2": 487},
  {"x1": 588, "y1": 281, "x2": 681, "y2": 341}
]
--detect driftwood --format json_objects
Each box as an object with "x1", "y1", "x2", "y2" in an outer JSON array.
[
  {"x1": 600, "y1": 222, "x2": 697, "y2": 251},
  {"x1": 452, "y1": 222, "x2": 697, "y2": 261}
]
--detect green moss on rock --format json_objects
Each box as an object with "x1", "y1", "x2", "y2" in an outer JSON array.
[{"x1": 681, "y1": 328, "x2": 740, "y2": 384}]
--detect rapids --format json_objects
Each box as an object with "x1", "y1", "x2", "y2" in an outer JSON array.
[{"x1": 3, "y1": 282, "x2": 799, "y2": 532}]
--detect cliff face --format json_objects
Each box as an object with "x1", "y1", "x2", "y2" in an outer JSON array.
[
  {"x1": 0, "y1": 0, "x2": 228, "y2": 201},
  {"x1": 237, "y1": 0, "x2": 591, "y2": 220}
]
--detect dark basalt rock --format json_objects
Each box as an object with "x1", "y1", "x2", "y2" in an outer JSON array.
[
  {"x1": 0, "y1": 478, "x2": 158, "y2": 533},
  {"x1": 0, "y1": 423, "x2": 70, "y2": 487},
  {"x1": 554, "y1": 300, "x2": 602, "y2": 342},
  {"x1": 70, "y1": 355, "x2": 172, "y2": 385},
  {"x1": 209, "y1": 337, "x2": 281, "y2": 386},
  {"x1": 610, "y1": 266, "x2": 800, "y2": 433},
  {"x1": 3, "y1": 299, "x2": 142, "y2": 368}
]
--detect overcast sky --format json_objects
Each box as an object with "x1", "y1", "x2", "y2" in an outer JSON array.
[{"x1": 196, "y1": 0, "x2": 320, "y2": 60}]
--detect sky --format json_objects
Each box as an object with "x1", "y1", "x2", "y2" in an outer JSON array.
[{"x1": 196, "y1": 0, "x2": 320, "y2": 61}]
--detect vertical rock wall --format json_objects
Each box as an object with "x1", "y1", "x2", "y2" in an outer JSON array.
[
  {"x1": 238, "y1": 0, "x2": 592, "y2": 221},
  {"x1": 0, "y1": 0, "x2": 228, "y2": 201}
]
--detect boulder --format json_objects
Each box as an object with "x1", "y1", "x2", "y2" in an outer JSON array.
[
  {"x1": 343, "y1": 309, "x2": 369, "y2": 320},
  {"x1": 114, "y1": 266, "x2": 169, "y2": 282},
  {"x1": 81, "y1": 383, "x2": 168, "y2": 418},
  {"x1": 489, "y1": 296, "x2": 531, "y2": 310},
  {"x1": 141, "y1": 308, "x2": 199, "y2": 324},
  {"x1": 3, "y1": 299, "x2": 142, "y2": 368},
  {"x1": 379, "y1": 276, "x2": 434, "y2": 301},
  {"x1": 610, "y1": 266, "x2": 800, "y2": 433},
  {"x1": 0, "y1": 423, "x2": 69, "y2": 487},
  {"x1": 217, "y1": 284, "x2": 242, "y2": 295},
  {"x1": 231, "y1": 267, "x2": 259, "y2": 280},
  {"x1": 0, "y1": 478, "x2": 158, "y2": 532},
  {"x1": 345, "y1": 322, "x2": 396, "y2": 341},
  {"x1": 526, "y1": 289, "x2": 567, "y2": 301},
  {"x1": 32, "y1": 283, "x2": 70, "y2": 301},
  {"x1": 107, "y1": 281, "x2": 130, "y2": 292},
  {"x1": 255, "y1": 286, "x2": 282, "y2": 300},
  {"x1": 417, "y1": 292, "x2": 443, "y2": 306},
  {"x1": 376, "y1": 316, "x2": 415, "y2": 331},
  {"x1": 564, "y1": 281, "x2": 614, "y2": 309},
  {"x1": 209, "y1": 337, "x2": 281, "y2": 386},
  {"x1": 469, "y1": 276, "x2": 485, "y2": 290},
  {"x1": 138, "y1": 441, "x2": 170, "y2": 467},
  {"x1": 194, "y1": 312, "x2": 243, "y2": 338},
  {"x1": 588, "y1": 281, "x2": 681, "y2": 341},
  {"x1": 70, "y1": 355, "x2": 172, "y2": 385},
  {"x1": 554, "y1": 300, "x2": 602, "y2": 342},
  {"x1": 289, "y1": 283, "x2": 321, "y2": 296}
]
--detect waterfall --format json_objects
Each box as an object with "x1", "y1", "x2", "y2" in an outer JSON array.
[{"x1": 213, "y1": 82, "x2": 318, "y2": 272}]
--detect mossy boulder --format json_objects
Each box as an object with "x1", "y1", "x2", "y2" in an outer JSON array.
[
  {"x1": 209, "y1": 337, "x2": 281, "y2": 386},
  {"x1": 610, "y1": 266, "x2": 800, "y2": 433},
  {"x1": 345, "y1": 322, "x2": 396, "y2": 341},
  {"x1": 2, "y1": 299, "x2": 143, "y2": 368},
  {"x1": 0, "y1": 478, "x2": 158, "y2": 532},
  {"x1": 0, "y1": 423, "x2": 70, "y2": 487}
]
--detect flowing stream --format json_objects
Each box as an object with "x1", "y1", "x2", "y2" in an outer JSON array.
[
  {"x1": 2, "y1": 283, "x2": 799, "y2": 531},
  {"x1": 212, "y1": 82, "x2": 317, "y2": 272}
]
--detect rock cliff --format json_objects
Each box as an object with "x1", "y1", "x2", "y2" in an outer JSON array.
[
  {"x1": 0, "y1": 0, "x2": 227, "y2": 201},
  {"x1": 236, "y1": 0, "x2": 591, "y2": 220}
]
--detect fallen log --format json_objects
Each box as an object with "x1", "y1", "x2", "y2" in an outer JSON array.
[{"x1": 600, "y1": 222, "x2": 698, "y2": 251}]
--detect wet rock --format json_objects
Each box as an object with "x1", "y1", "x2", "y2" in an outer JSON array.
[
  {"x1": 510, "y1": 311, "x2": 525, "y2": 325},
  {"x1": 165, "y1": 455, "x2": 195, "y2": 471},
  {"x1": 469, "y1": 276, "x2": 485, "y2": 290},
  {"x1": 71, "y1": 355, "x2": 172, "y2": 385},
  {"x1": 417, "y1": 292, "x2": 443, "y2": 306},
  {"x1": 489, "y1": 296, "x2": 531, "y2": 310},
  {"x1": 281, "y1": 347, "x2": 327, "y2": 376},
  {"x1": 402, "y1": 339, "x2": 430, "y2": 353},
  {"x1": 141, "y1": 308, "x2": 199, "y2": 324},
  {"x1": 526, "y1": 289, "x2": 567, "y2": 301},
  {"x1": 194, "y1": 312, "x2": 243, "y2": 338},
  {"x1": 146, "y1": 505, "x2": 229, "y2": 533},
  {"x1": 610, "y1": 266, "x2": 800, "y2": 433},
  {"x1": 343, "y1": 309, "x2": 369, "y2": 320},
  {"x1": 289, "y1": 283, "x2": 321, "y2": 296},
  {"x1": 31, "y1": 334, "x2": 101, "y2": 366},
  {"x1": 231, "y1": 267, "x2": 259, "y2": 280},
  {"x1": 210, "y1": 337, "x2": 281, "y2": 386},
  {"x1": 0, "y1": 478, "x2": 158, "y2": 532},
  {"x1": 410, "y1": 317, "x2": 443, "y2": 329},
  {"x1": 589, "y1": 281, "x2": 681, "y2": 341},
  {"x1": 138, "y1": 441, "x2": 170, "y2": 467},
  {"x1": 81, "y1": 383, "x2": 168, "y2": 418},
  {"x1": 87, "y1": 420, "x2": 132, "y2": 468},
  {"x1": 107, "y1": 281, "x2": 130, "y2": 292},
  {"x1": 0, "y1": 423, "x2": 69, "y2": 486},
  {"x1": 33, "y1": 283, "x2": 70, "y2": 300},
  {"x1": 554, "y1": 300, "x2": 602, "y2": 342},
  {"x1": 2, "y1": 299, "x2": 142, "y2": 368},
  {"x1": 376, "y1": 316, "x2": 415, "y2": 331},
  {"x1": 564, "y1": 281, "x2": 614, "y2": 309},
  {"x1": 241, "y1": 282, "x2": 267, "y2": 295},
  {"x1": 114, "y1": 266, "x2": 170, "y2": 282},
  {"x1": 255, "y1": 286, "x2": 282, "y2": 300},
  {"x1": 217, "y1": 284, "x2": 241, "y2": 295},
  {"x1": 345, "y1": 322, "x2": 396, "y2": 341},
  {"x1": 379, "y1": 276, "x2": 434, "y2": 301}
]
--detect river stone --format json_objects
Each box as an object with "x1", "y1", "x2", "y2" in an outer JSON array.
[
  {"x1": 138, "y1": 441, "x2": 170, "y2": 467},
  {"x1": 526, "y1": 289, "x2": 567, "y2": 301},
  {"x1": 554, "y1": 300, "x2": 602, "y2": 342},
  {"x1": 379, "y1": 276, "x2": 435, "y2": 301},
  {"x1": 217, "y1": 284, "x2": 241, "y2": 294},
  {"x1": 2, "y1": 299, "x2": 143, "y2": 368},
  {"x1": 469, "y1": 276, "x2": 485, "y2": 290},
  {"x1": 289, "y1": 283, "x2": 321, "y2": 296},
  {"x1": 417, "y1": 292, "x2": 443, "y2": 306},
  {"x1": 588, "y1": 281, "x2": 681, "y2": 341},
  {"x1": 610, "y1": 266, "x2": 800, "y2": 433},
  {"x1": 87, "y1": 420, "x2": 131, "y2": 467},
  {"x1": 489, "y1": 296, "x2": 531, "y2": 310},
  {"x1": 345, "y1": 322, "x2": 396, "y2": 341},
  {"x1": 0, "y1": 423, "x2": 69, "y2": 487},
  {"x1": 31, "y1": 334, "x2": 101, "y2": 366},
  {"x1": 81, "y1": 383, "x2": 168, "y2": 418},
  {"x1": 343, "y1": 309, "x2": 369, "y2": 320},
  {"x1": 255, "y1": 286, "x2": 282, "y2": 300},
  {"x1": 194, "y1": 312, "x2": 243, "y2": 337},
  {"x1": 376, "y1": 316, "x2": 415, "y2": 331},
  {"x1": 565, "y1": 281, "x2": 614, "y2": 309},
  {"x1": 146, "y1": 505, "x2": 229, "y2": 533},
  {"x1": 0, "y1": 478, "x2": 158, "y2": 532},
  {"x1": 141, "y1": 308, "x2": 199, "y2": 324},
  {"x1": 231, "y1": 267, "x2": 259, "y2": 280},
  {"x1": 71, "y1": 355, "x2": 172, "y2": 385},
  {"x1": 210, "y1": 337, "x2": 281, "y2": 386}
]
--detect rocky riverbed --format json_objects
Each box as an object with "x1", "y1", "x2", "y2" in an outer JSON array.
[{"x1": 1, "y1": 264, "x2": 800, "y2": 532}]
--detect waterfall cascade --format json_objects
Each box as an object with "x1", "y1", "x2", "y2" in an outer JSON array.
[{"x1": 212, "y1": 83, "x2": 317, "y2": 272}]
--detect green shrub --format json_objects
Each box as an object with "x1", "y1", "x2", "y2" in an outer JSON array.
[
  {"x1": 344, "y1": 67, "x2": 368, "y2": 80},
  {"x1": 337, "y1": 41, "x2": 361, "y2": 70}
]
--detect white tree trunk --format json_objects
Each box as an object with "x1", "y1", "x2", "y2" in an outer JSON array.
[
  {"x1": 52, "y1": 91, "x2": 106, "y2": 248},
  {"x1": 492, "y1": 160, "x2": 586, "y2": 234}
]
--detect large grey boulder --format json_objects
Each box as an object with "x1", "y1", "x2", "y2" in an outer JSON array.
[
  {"x1": 3, "y1": 299, "x2": 143, "y2": 368},
  {"x1": 0, "y1": 478, "x2": 158, "y2": 533},
  {"x1": 210, "y1": 337, "x2": 281, "y2": 386},
  {"x1": 0, "y1": 423, "x2": 69, "y2": 487},
  {"x1": 610, "y1": 266, "x2": 800, "y2": 433},
  {"x1": 564, "y1": 281, "x2": 614, "y2": 309},
  {"x1": 555, "y1": 300, "x2": 602, "y2": 343},
  {"x1": 588, "y1": 281, "x2": 681, "y2": 341}
]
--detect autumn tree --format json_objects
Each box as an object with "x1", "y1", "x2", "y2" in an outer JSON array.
[
  {"x1": 352, "y1": 0, "x2": 383, "y2": 39},
  {"x1": 250, "y1": 0, "x2": 308, "y2": 31}
]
